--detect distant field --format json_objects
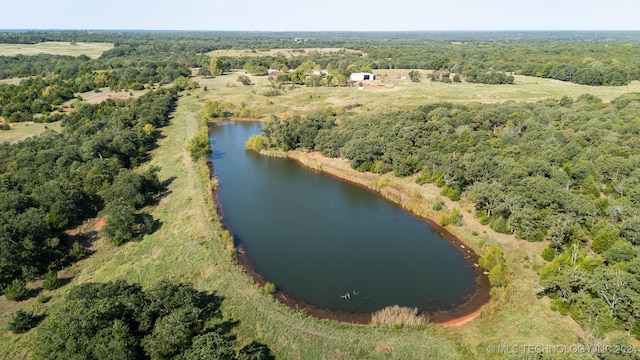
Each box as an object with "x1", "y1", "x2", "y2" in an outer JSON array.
[
  {"x1": 0, "y1": 41, "x2": 113, "y2": 59},
  {"x1": 0, "y1": 121, "x2": 62, "y2": 144},
  {"x1": 207, "y1": 47, "x2": 365, "y2": 58},
  {"x1": 195, "y1": 70, "x2": 640, "y2": 121}
]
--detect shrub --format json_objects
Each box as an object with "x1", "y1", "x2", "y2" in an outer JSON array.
[
  {"x1": 479, "y1": 243, "x2": 505, "y2": 271},
  {"x1": 264, "y1": 282, "x2": 276, "y2": 294},
  {"x1": 4, "y1": 279, "x2": 27, "y2": 301},
  {"x1": 42, "y1": 270, "x2": 61, "y2": 291},
  {"x1": 187, "y1": 128, "x2": 212, "y2": 161},
  {"x1": 415, "y1": 172, "x2": 431, "y2": 185},
  {"x1": 376, "y1": 177, "x2": 391, "y2": 189},
  {"x1": 69, "y1": 242, "x2": 86, "y2": 261},
  {"x1": 541, "y1": 245, "x2": 556, "y2": 262},
  {"x1": 8, "y1": 310, "x2": 37, "y2": 333},
  {"x1": 237, "y1": 75, "x2": 252, "y2": 86},
  {"x1": 490, "y1": 216, "x2": 510, "y2": 234},
  {"x1": 489, "y1": 263, "x2": 507, "y2": 287},
  {"x1": 439, "y1": 208, "x2": 462, "y2": 227},
  {"x1": 245, "y1": 135, "x2": 266, "y2": 152},
  {"x1": 440, "y1": 185, "x2": 461, "y2": 201}
]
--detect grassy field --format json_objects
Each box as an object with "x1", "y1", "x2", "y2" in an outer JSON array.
[
  {"x1": 0, "y1": 121, "x2": 63, "y2": 144},
  {"x1": 2, "y1": 72, "x2": 631, "y2": 359},
  {"x1": 207, "y1": 47, "x2": 364, "y2": 58},
  {"x1": 196, "y1": 70, "x2": 640, "y2": 121},
  {"x1": 0, "y1": 41, "x2": 113, "y2": 59}
]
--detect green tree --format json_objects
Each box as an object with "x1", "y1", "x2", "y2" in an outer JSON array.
[
  {"x1": 42, "y1": 269, "x2": 61, "y2": 291},
  {"x1": 245, "y1": 135, "x2": 266, "y2": 152},
  {"x1": 489, "y1": 262, "x2": 507, "y2": 287},
  {"x1": 180, "y1": 332, "x2": 237, "y2": 360},
  {"x1": 238, "y1": 341, "x2": 275, "y2": 360},
  {"x1": 102, "y1": 202, "x2": 138, "y2": 246},
  {"x1": 91, "y1": 320, "x2": 139, "y2": 360},
  {"x1": 479, "y1": 243, "x2": 505, "y2": 272},
  {"x1": 237, "y1": 75, "x2": 252, "y2": 86},
  {"x1": 187, "y1": 128, "x2": 212, "y2": 161},
  {"x1": 142, "y1": 307, "x2": 201, "y2": 359},
  {"x1": 8, "y1": 310, "x2": 38, "y2": 334},
  {"x1": 4, "y1": 278, "x2": 27, "y2": 301},
  {"x1": 209, "y1": 56, "x2": 223, "y2": 76},
  {"x1": 408, "y1": 70, "x2": 421, "y2": 82}
]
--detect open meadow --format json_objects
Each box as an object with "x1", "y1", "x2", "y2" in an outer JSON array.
[
  {"x1": 195, "y1": 70, "x2": 640, "y2": 119},
  {"x1": 2, "y1": 69, "x2": 638, "y2": 359},
  {"x1": 0, "y1": 121, "x2": 62, "y2": 144},
  {"x1": 0, "y1": 41, "x2": 113, "y2": 59}
]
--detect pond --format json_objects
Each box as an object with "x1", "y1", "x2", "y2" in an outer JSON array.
[{"x1": 209, "y1": 121, "x2": 488, "y2": 321}]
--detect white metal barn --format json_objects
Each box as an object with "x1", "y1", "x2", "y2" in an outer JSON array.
[{"x1": 350, "y1": 72, "x2": 376, "y2": 81}]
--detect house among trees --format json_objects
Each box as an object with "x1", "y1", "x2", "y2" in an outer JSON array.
[
  {"x1": 350, "y1": 72, "x2": 376, "y2": 81},
  {"x1": 268, "y1": 69, "x2": 283, "y2": 77}
]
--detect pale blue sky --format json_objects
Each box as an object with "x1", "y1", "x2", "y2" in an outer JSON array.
[{"x1": 2, "y1": 0, "x2": 639, "y2": 31}]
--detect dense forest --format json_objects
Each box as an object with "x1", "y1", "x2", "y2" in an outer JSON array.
[
  {"x1": 28, "y1": 280, "x2": 273, "y2": 359},
  {"x1": 260, "y1": 93, "x2": 640, "y2": 338},
  {"x1": 0, "y1": 88, "x2": 176, "y2": 292}
]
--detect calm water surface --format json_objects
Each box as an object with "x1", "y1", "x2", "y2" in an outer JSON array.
[{"x1": 210, "y1": 121, "x2": 479, "y2": 314}]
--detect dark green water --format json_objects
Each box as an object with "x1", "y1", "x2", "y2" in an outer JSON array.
[{"x1": 210, "y1": 121, "x2": 480, "y2": 314}]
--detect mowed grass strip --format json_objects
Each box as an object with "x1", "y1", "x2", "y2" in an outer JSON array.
[{"x1": 0, "y1": 42, "x2": 113, "y2": 59}]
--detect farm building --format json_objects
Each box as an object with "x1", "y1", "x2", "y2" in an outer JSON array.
[{"x1": 350, "y1": 72, "x2": 376, "y2": 81}]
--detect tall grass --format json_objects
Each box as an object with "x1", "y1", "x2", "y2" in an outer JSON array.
[{"x1": 371, "y1": 306, "x2": 430, "y2": 327}]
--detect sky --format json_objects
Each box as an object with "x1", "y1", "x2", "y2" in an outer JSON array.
[{"x1": 2, "y1": 0, "x2": 639, "y2": 31}]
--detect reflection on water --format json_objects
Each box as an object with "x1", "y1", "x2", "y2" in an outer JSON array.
[{"x1": 210, "y1": 121, "x2": 479, "y2": 314}]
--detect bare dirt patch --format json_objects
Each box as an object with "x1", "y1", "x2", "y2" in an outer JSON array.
[
  {"x1": 374, "y1": 343, "x2": 394, "y2": 352},
  {"x1": 0, "y1": 77, "x2": 26, "y2": 85},
  {"x1": 64, "y1": 217, "x2": 105, "y2": 253}
]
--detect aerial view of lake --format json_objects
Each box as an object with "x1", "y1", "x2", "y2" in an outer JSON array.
[{"x1": 209, "y1": 121, "x2": 485, "y2": 316}]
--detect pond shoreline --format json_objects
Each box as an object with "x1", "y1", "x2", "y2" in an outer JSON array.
[
  {"x1": 206, "y1": 121, "x2": 491, "y2": 326},
  {"x1": 282, "y1": 150, "x2": 491, "y2": 325}
]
